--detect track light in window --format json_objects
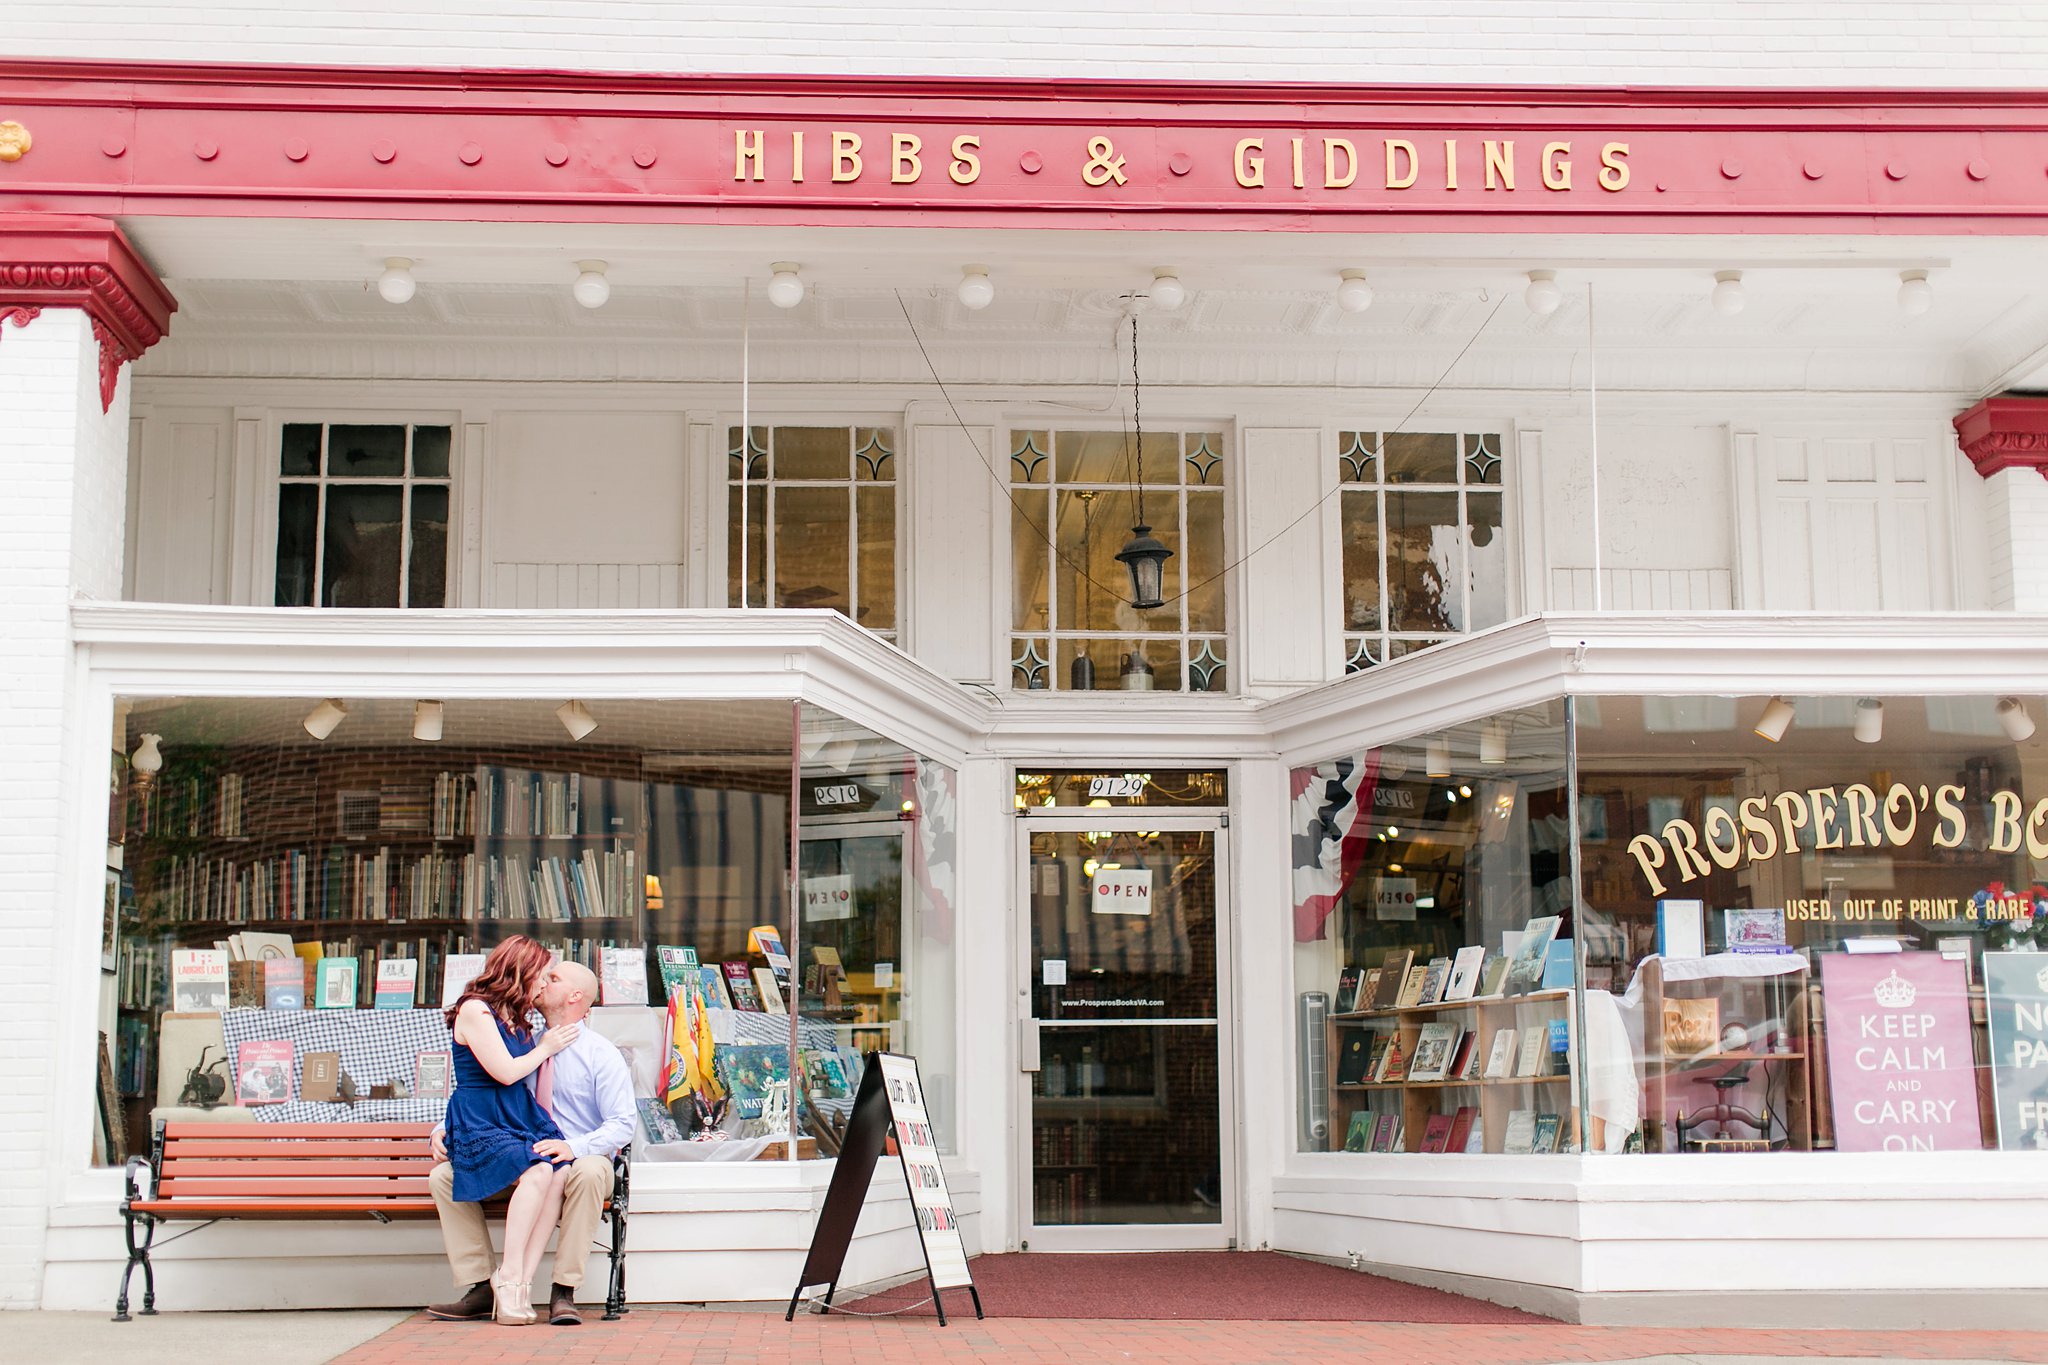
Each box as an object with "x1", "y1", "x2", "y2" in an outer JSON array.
[
  {"x1": 1997, "y1": 696, "x2": 2036, "y2": 743},
  {"x1": 956, "y1": 265, "x2": 995, "y2": 310},
  {"x1": 766, "y1": 262, "x2": 805, "y2": 309},
  {"x1": 413, "y1": 700, "x2": 445, "y2": 742},
  {"x1": 1425, "y1": 736, "x2": 1451, "y2": 778},
  {"x1": 376, "y1": 257, "x2": 416, "y2": 305},
  {"x1": 1753, "y1": 696, "x2": 1795, "y2": 743},
  {"x1": 571, "y1": 260, "x2": 610, "y2": 309},
  {"x1": 1480, "y1": 717, "x2": 1508, "y2": 765},
  {"x1": 556, "y1": 700, "x2": 598, "y2": 741},
  {"x1": 303, "y1": 699, "x2": 349, "y2": 740},
  {"x1": 1853, "y1": 698, "x2": 1883, "y2": 744}
]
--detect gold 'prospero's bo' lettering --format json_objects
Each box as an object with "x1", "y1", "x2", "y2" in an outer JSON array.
[{"x1": 1628, "y1": 782, "x2": 1975, "y2": 897}]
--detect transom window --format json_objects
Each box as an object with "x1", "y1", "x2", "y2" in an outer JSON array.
[
  {"x1": 1009, "y1": 429, "x2": 1227, "y2": 692},
  {"x1": 1339, "y1": 430, "x2": 1507, "y2": 672},
  {"x1": 274, "y1": 422, "x2": 451, "y2": 608},
  {"x1": 728, "y1": 425, "x2": 898, "y2": 639}
]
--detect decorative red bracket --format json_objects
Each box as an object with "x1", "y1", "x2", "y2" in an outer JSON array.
[
  {"x1": 0, "y1": 215, "x2": 177, "y2": 411},
  {"x1": 1954, "y1": 397, "x2": 2048, "y2": 481}
]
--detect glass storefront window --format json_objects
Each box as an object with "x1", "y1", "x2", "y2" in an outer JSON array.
[
  {"x1": 1290, "y1": 704, "x2": 1572, "y2": 1153},
  {"x1": 1577, "y1": 693, "x2": 2045, "y2": 1155},
  {"x1": 103, "y1": 696, "x2": 954, "y2": 1167}
]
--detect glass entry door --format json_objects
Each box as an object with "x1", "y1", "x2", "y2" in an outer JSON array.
[
  {"x1": 1018, "y1": 814, "x2": 1231, "y2": 1249},
  {"x1": 798, "y1": 819, "x2": 909, "y2": 1056}
]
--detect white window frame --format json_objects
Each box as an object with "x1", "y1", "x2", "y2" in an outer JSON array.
[{"x1": 267, "y1": 411, "x2": 459, "y2": 609}]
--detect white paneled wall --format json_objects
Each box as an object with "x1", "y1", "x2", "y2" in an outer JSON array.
[
  {"x1": 1548, "y1": 567, "x2": 1734, "y2": 612},
  {"x1": 489, "y1": 561, "x2": 682, "y2": 608},
  {"x1": 1753, "y1": 430, "x2": 1953, "y2": 612}
]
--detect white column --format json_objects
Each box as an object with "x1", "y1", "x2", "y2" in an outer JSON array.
[
  {"x1": 1982, "y1": 466, "x2": 2048, "y2": 612},
  {"x1": 0, "y1": 308, "x2": 130, "y2": 1307}
]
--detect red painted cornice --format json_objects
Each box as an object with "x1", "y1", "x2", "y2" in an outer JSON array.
[
  {"x1": 1954, "y1": 397, "x2": 2048, "y2": 481},
  {"x1": 0, "y1": 214, "x2": 177, "y2": 411},
  {"x1": 4, "y1": 58, "x2": 2048, "y2": 232}
]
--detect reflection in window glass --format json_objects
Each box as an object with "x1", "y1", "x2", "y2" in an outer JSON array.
[
  {"x1": 728, "y1": 426, "x2": 897, "y2": 638},
  {"x1": 1289, "y1": 705, "x2": 1572, "y2": 1154},
  {"x1": 1340, "y1": 430, "x2": 1509, "y2": 672},
  {"x1": 1576, "y1": 693, "x2": 2042, "y2": 1156},
  {"x1": 274, "y1": 422, "x2": 453, "y2": 609},
  {"x1": 1011, "y1": 430, "x2": 1230, "y2": 692}
]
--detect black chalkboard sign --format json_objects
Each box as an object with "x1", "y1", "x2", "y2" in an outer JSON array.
[{"x1": 786, "y1": 1051, "x2": 983, "y2": 1325}]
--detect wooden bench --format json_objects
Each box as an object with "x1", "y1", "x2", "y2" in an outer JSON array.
[{"x1": 116, "y1": 1120, "x2": 629, "y2": 1321}]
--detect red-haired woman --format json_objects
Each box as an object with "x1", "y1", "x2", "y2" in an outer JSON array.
[{"x1": 444, "y1": 934, "x2": 580, "y2": 1325}]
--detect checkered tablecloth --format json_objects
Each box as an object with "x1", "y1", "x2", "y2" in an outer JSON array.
[{"x1": 220, "y1": 1007, "x2": 452, "y2": 1123}]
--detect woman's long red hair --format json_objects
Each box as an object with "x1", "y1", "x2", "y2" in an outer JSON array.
[{"x1": 446, "y1": 934, "x2": 551, "y2": 1033}]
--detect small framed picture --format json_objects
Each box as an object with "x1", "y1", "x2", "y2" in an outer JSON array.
[
  {"x1": 1578, "y1": 795, "x2": 1610, "y2": 843},
  {"x1": 101, "y1": 868, "x2": 121, "y2": 972}
]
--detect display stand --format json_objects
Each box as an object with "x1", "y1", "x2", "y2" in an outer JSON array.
[{"x1": 786, "y1": 1052, "x2": 982, "y2": 1326}]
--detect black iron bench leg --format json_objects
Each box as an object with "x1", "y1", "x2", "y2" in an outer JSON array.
[
  {"x1": 602, "y1": 1206, "x2": 627, "y2": 1319},
  {"x1": 114, "y1": 1211, "x2": 156, "y2": 1321}
]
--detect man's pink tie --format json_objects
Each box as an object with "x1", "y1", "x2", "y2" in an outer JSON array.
[{"x1": 536, "y1": 1054, "x2": 555, "y2": 1112}]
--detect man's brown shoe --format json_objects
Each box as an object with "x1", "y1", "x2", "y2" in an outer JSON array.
[
  {"x1": 548, "y1": 1283, "x2": 582, "y2": 1326},
  {"x1": 425, "y1": 1280, "x2": 494, "y2": 1321}
]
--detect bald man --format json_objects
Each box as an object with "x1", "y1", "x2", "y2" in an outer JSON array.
[{"x1": 426, "y1": 960, "x2": 636, "y2": 1326}]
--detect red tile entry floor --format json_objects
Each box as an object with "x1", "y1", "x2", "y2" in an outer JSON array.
[{"x1": 839, "y1": 1251, "x2": 1546, "y2": 1321}]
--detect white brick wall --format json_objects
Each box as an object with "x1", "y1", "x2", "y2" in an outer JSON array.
[
  {"x1": 6, "y1": 2, "x2": 2048, "y2": 85},
  {"x1": 1985, "y1": 465, "x2": 2048, "y2": 611},
  {"x1": 0, "y1": 309, "x2": 129, "y2": 1309}
]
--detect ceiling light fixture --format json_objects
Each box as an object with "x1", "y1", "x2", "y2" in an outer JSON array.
[
  {"x1": 1524, "y1": 269, "x2": 1562, "y2": 315},
  {"x1": 766, "y1": 262, "x2": 805, "y2": 309},
  {"x1": 957, "y1": 265, "x2": 995, "y2": 310},
  {"x1": 413, "y1": 700, "x2": 445, "y2": 742},
  {"x1": 1711, "y1": 270, "x2": 1746, "y2": 316},
  {"x1": 1336, "y1": 268, "x2": 1374, "y2": 313},
  {"x1": 302, "y1": 699, "x2": 349, "y2": 740},
  {"x1": 1148, "y1": 268, "x2": 1186, "y2": 311},
  {"x1": 1997, "y1": 696, "x2": 2037, "y2": 742},
  {"x1": 376, "y1": 257, "x2": 416, "y2": 304},
  {"x1": 1853, "y1": 698, "x2": 1884, "y2": 744},
  {"x1": 1426, "y1": 736, "x2": 1451, "y2": 778},
  {"x1": 571, "y1": 260, "x2": 610, "y2": 309},
  {"x1": 1897, "y1": 269, "x2": 1933, "y2": 317},
  {"x1": 556, "y1": 700, "x2": 598, "y2": 741},
  {"x1": 1115, "y1": 312, "x2": 1172, "y2": 610},
  {"x1": 1479, "y1": 717, "x2": 1509, "y2": 765},
  {"x1": 1753, "y1": 696, "x2": 1795, "y2": 743}
]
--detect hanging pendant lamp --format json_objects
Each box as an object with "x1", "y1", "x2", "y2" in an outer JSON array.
[{"x1": 1117, "y1": 311, "x2": 1172, "y2": 611}]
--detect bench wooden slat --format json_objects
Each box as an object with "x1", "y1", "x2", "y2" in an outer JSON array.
[
  {"x1": 130, "y1": 1198, "x2": 442, "y2": 1219},
  {"x1": 158, "y1": 1158, "x2": 436, "y2": 1179},
  {"x1": 160, "y1": 1176, "x2": 433, "y2": 1198},
  {"x1": 161, "y1": 1122, "x2": 432, "y2": 1139},
  {"x1": 165, "y1": 1139, "x2": 435, "y2": 1158}
]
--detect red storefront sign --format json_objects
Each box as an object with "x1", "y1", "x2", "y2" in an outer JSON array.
[{"x1": 2, "y1": 60, "x2": 2047, "y2": 231}]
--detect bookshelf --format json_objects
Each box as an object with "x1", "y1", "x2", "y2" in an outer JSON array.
[
  {"x1": 1327, "y1": 989, "x2": 1579, "y2": 1153},
  {"x1": 1638, "y1": 955, "x2": 1813, "y2": 1152}
]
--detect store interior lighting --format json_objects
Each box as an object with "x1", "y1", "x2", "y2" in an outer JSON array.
[
  {"x1": 302, "y1": 699, "x2": 349, "y2": 740},
  {"x1": 1753, "y1": 695, "x2": 1795, "y2": 742},
  {"x1": 571, "y1": 260, "x2": 610, "y2": 309},
  {"x1": 1479, "y1": 717, "x2": 1508, "y2": 765},
  {"x1": 1898, "y1": 268, "x2": 1933, "y2": 316},
  {"x1": 376, "y1": 257, "x2": 416, "y2": 304},
  {"x1": 1336, "y1": 268, "x2": 1373, "y2": 313},
  {"x1": 556, "y1": 699, "x2": 598, "y2": 741},
  {"x1": 1523, "y1": 269, "x2": 1562, "y2": 315},
  {"x1": 766, "y1": 262, "x2": 805, "y2": 308},
  {"x1": 130, "y1": 732, "x2": 164, "y2": 791},
  {"x1": 413, "y1": 700, "x2": 445, "y2": 742},
  {"x1": 1998, "y1": 696, "x2": 2037, "y2": 742},
  {"x1": 957, "y1": 265, "x2": 995, "y2": 310},
  {"x1": 1853, "y1": 698, "x2": 1884, "y2": 743},
  {"x1": 1425, "y1": 736, "x2": 1451, "y2": 777},
  {"x1": 1148, "y1": 268, "x2": 1186, "y2": 310},
  {"x1": 1712, "y1": 269, "x2": 1746, "y2": 316}
]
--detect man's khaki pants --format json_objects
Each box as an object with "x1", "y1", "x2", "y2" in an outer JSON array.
[{"x1": 427, "y1": 1157, "x2": 613, "y2": 1291}]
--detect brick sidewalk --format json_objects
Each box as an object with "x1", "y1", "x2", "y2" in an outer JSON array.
[{"x1": 333, "y1": 1313, "x2": 2048, "y2": 1365}]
